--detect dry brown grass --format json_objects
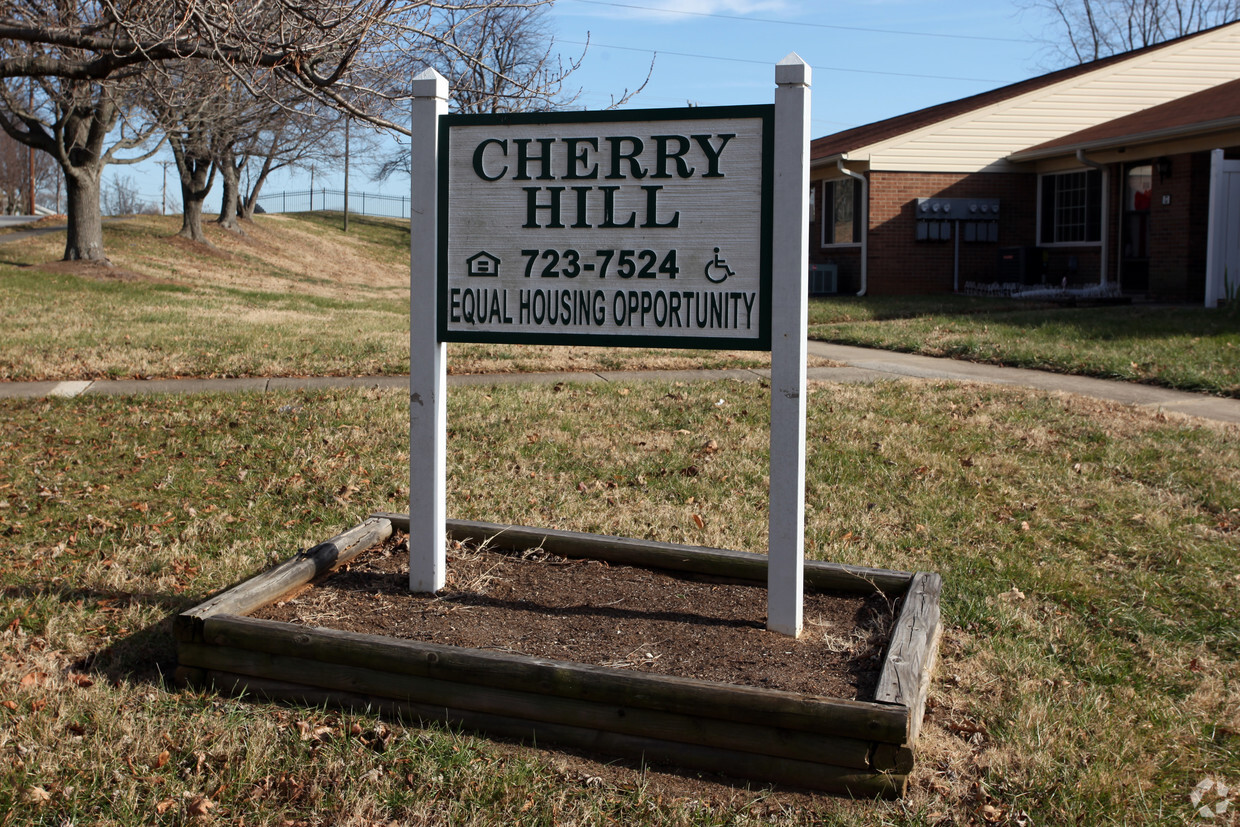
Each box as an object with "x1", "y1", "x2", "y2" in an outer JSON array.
[
  {"x1": 1, "y1": 380, "x2": 1238, "y2": 824},
  {"x1": 0, "y1": 215, "x2": 832, "y2": 381}
]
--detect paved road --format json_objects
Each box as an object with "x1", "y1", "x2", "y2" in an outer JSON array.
[
  {"x1": 2, "y1": 341, "x2": 1237, "y2": 425},
  {"x1": 0, "y1": 216, "x2": 132, "y2": 245}
]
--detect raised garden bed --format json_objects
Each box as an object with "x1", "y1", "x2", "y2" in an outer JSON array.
[{"x1": 175, "y1": 514, "x2": 941, "y2": 799}]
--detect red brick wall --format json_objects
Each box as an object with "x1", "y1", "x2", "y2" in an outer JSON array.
[
  {"x1": 810, "y1": 157, "x2": 1218, "y2": 297},
  {"x1": 861, "y1": 171, "x2": 1038, "y2": 294},
  {"x1": 1146, "y1": 152, "x2": 1210, "y2": 302}
]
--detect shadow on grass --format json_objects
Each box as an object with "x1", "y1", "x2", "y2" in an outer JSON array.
[{"x1": 2, "y1": 581, "x2": 199, "y2": 686}]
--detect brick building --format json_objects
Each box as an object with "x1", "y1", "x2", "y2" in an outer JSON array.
[{"x1": 809, "y1": 21, "x2": 1240, "y2": 306}]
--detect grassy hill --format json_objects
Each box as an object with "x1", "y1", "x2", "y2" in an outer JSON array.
[{"x1": 0, "y1": 213, "x2": 773, "y2": 381}]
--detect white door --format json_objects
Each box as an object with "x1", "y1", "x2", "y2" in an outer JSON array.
[{"x1": 1205, "y1": 149, "x2": 1240, "y2": 308}]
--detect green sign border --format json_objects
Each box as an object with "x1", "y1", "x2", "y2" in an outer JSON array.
[{"x1": 437, "y1": 104, "x2": 774, "y2": 350}]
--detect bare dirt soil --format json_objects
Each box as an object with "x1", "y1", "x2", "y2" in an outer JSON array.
[
  {"x1": 251, "y1": 532, "x2": 899, "y2": 807},
  {"x1": 257, "y1": 532, "x2": 893, "y2": 699},
  {"x1": 37, "y1": 258, "x2": 161, "y2": 283}
]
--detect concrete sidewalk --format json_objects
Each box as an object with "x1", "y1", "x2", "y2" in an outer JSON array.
[{"x1": 1, "y1": 341, "x2": 1237, "y2": 426}]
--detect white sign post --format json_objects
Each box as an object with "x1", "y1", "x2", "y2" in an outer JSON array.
[
  {"x1": 767, "y1": 54, "x2": 811, "y2": 638},
  {"x1": 409, "y1": 68, "x2": 449, "y2": 593},
  {"x1": 410, "y1": 58, "x2": 811, "y2": 638}
]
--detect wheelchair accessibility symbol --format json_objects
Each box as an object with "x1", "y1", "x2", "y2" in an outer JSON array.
[{"x1": 704, "y1": 248, "x2": 735, "y2": 283}]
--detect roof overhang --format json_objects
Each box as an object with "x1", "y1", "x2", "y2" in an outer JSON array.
[
  {"x1": 1009, "y1": 117, "x2": 1240, "y2": 164},
  {"x1": 810, "y1": 152, "x2": 869, "y2": 176}
]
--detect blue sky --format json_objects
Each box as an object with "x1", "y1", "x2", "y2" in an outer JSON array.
[{"x1": 122, "y1": 0, "x2": 1064, "y2": 210}]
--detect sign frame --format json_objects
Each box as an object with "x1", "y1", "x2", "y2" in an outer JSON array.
[{"x1": 436, "y1": 104, "x2": 775, "y2": 351}]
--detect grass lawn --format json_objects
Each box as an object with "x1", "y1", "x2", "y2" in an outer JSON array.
[
  {"x1": 0, "y1": 214, "x2": 775, "y2": 381},
  {"x1": 1, "y1": 380, "x2": 1236, "y2": 824},
  {"x1": 810, "y1": 295, "x2": 1240, "y2": 398}
]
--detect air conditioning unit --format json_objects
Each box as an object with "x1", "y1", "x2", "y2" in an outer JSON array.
[{"x1": 809, "y1": 262, "x2": 837, "y2": 295}]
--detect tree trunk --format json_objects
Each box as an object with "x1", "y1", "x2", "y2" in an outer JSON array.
[
  {"x1": 216, "y1": 155, "x2": 243, "y2": 232},
  {"x1": 240, "y1": 150, "x2": 277, "y2": 222},
  {"x1": 180, "y1": 191, "x2": 208, "y2": 243},
  {"x1": 62, "y1": 165, "x2": 108, "y2": 262},
  {"x1": 177, "y1": 159, "x2": 215, "y2": 244}
]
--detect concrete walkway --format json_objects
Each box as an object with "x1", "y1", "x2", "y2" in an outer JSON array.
[{"x1": 1, "y1": 341, "x2": 1237, "y2": 425}]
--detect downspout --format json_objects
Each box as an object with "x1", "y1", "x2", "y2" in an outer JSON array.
[
  {"x1": 1075, "y1": 149, "x2": 1109, "y2": 288},
  {"x1": 837, "y1": 156, "x2": 869, "y2": 296}
]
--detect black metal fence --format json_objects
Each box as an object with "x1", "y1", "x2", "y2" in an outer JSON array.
[{"x1": 253, "y1": 188, "x2": 410, "y2": 219}]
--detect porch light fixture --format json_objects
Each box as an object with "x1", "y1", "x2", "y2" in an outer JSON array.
[{"x1": 1157, "y1": 156, "x2": 1173, "y2": 181}]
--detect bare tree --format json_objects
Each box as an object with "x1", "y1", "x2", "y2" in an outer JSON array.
[
  {"x1": 436, "y1": 4, "x2": 584, "y2": 114},
  {"x1": 146, "y1": 63, "x2": 236, "y2": 242},
  {"x1": 235, "y1": 104, "x2": 349, "y2": 222},
  {"x1": 1026, "y1": 0, "x2": 1240, "y2": 62},
  {"x1": 1, "y1": 1, "x2": 636, "y2": 259},
  {"x1": 0, "y1": 126, "x2": 54, "y2": 213},
  {"x1": 0, "y1": 74, "x2": 161, "y2": 260},
  {"x1": 103, "y1": 173, "x2": 151, "y2": 215},
  {"x1": 375, "y1": 3, "x2": 646, "y2": 182},
  {"x1": 213, "y1": 84, "x2": 353, "y2": 227}
]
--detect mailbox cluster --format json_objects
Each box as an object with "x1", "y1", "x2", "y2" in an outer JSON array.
[{"x1": 915, "y1": 197, "x2": 1000, "y2": 243}]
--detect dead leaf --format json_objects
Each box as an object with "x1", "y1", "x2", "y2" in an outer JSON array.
[
  {"x1": 19, "y1": 671, "x2": 47, "y2": 688},
  {"x1": 692, "y1": 514, "x2": 705, "y2": 529},
  {"x1": 155, "y1": 799, "x2": 177, "y2": 814},
  {"x1": 25, "y1": 786, "x2": 52, "y2": 806},
  {"x1": 155, "y1": 749, "x2": 170, "y2": 769},
  {"x1": 185, "y1": 794, "x2": 215, "y2": 818},
  {"x1": 0, "y1": 700, "x2": 16, "y2": 711},
  {"x1": 67, "y1": 672, "x2": 93, "y2": 688}
]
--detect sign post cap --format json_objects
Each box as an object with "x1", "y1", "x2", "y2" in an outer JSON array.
[
  {"x1": 412, "y1": 67, "x2": 449, "y2": 99},
  {"x1": 775, "y1": 53, "x2": 810, "y2": 87}
]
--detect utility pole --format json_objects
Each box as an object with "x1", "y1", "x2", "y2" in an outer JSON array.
[
  {"x1": 26, "y1": 85, "x2": 35, "y2": 215},
  {"x1": 343, "y1": 118, "x2": 350, "y2": 232},
  {"x1": 159, "y1": 160, "x2": 172, "y2": 215}
]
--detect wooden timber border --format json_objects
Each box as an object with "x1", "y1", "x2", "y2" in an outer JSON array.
[{"x1": 175, "y1": 514, "x2": 942, "y2": 799}]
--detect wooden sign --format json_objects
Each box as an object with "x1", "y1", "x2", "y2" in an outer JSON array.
[
  {"x1": 413, "y1": 57, "x2": 810, "y2": 637},
  {"x1": 438, "y1": 107, "x2": 773, "y2": 349}
]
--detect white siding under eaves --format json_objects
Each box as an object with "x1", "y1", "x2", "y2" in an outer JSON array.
[{"x1": 858, "y1": 23, "x2": 1240, "y2": 173}]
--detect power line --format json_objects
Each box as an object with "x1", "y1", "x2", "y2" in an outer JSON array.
[
  {"x1": 557, "y1": 39, "x2": 1013, "y2": 85},
  {"x1": 564, "y1": 0, "x2": 1031, "y2": 44}
]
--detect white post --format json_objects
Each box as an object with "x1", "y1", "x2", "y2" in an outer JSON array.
[
  {"x1": 1205, "y1": 148, "x2": 1224, "y2": 309},
  {"x1": 409, "y1": 68, "x2": 449, "y2": 592},
  {"x1": 768, "y1": 54, "x2": 811, "y2": 637}
]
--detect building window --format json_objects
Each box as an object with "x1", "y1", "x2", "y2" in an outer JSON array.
[
  {"x1": 822, "y1": 178, "x2": 862, "y2": 245},
  {"x1": 1039, "y1": 169, "x2": 1102, "y2": 244}
]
